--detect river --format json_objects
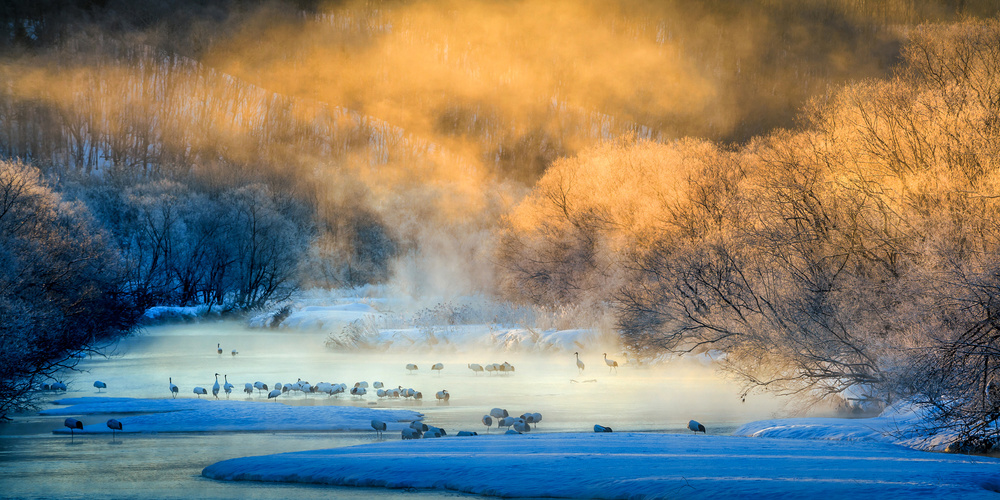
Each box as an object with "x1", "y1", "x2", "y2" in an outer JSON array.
[{"x1": 0, "y1": 321, "x2": 788, "y2": 499}]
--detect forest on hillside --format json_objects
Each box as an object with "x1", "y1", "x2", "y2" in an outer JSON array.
[{"x1": 3, "y1": 0, "x2": 1000, "y2": 448}]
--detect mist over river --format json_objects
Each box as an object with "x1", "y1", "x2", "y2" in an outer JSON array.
[{"x1": 0, "y1": 321, "x2": 787, "y2": 499}]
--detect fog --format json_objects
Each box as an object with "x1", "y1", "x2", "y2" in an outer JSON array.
[
  {"x1": 0, "y1": 320, "x2": 792, "y2": 498},
  {"x1": 0, "y1": 0, "x2": 922, "y2": 300},
  {"x1": 79, "y1": 321, "x2": 787, "y2": 434}
]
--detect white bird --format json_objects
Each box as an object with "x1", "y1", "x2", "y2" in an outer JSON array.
[
  {"x1": 406, "y1": 363, "x2": 418, "y2": 374},
  {"x1": 413, "y1": 391, "x2": 423, "y2": 400},
  {"x1": 435, "y1": 389, "x2": 450, "y2": 401},
  {"x1": 93, "y1": 381, "x2": 106, "y2": 392},
  {"x1": 244, "y1": 383, "x2": 253, "y2": 397},
  {"x1": 520, "y1": 413, "x2": 537, "y2": 425},
  {"x1": 52, "y1": 381, "x2": 67, "y2": 391},
  {"x1": 253, "y1": 381, "x2": 268, "y2": 396},
  {"x1": 688, "y1": 420, "x2": 706, "y2": 433},
  {"x1": 217, "y1": 343, "x2": 222, "y2": 355},
  {"x1": 193, "y1": 387, "x2": 208, "y2": 397},
  {"x1": 603, "y1": 353, "x2": 618, "y2": 373},
  {"x1": 431, "y1": 363, "x2": 444, "y2": 374},
  {"x1": 513, "y1": 419, "x2": 530, "y2": 433},
  {"x1": 212, "y1": 373, "x2": 221, "y2": 399},
  {"x1": 268, "y1": 389, "x2": 282, "y2": 400},
  {"x1": 498, "y1": 416, "x2": 515, "y2": 429},
  {"x1": 350, "y1": 386, "x2": 367, "y2": 397},
  {"x1": 107, "y1": 419, "x2": 122, "y2": 442},
  {"x1": 575, "y1": 352, "x2": 585, "y2": 373},
  {"x1": 231, "y1": 349, "x2": 238, "y2": 356},
  {"x1": 485, "y1": 363, "x2": 498, "y2": 376},
  {"x1": 410, "y1": 421, "x2": 429, "y2": 431},
  {"x1": 376, "y1": 388, "x2": 387, "y2": 398},
  {"x1": 356, "y1": 381, "x2": 369, "y2": 389},
  {"x1": 64, "y1": 418, "x2": 83, "y2": 442},
  {"x1": 490, "y1": 408, "x2": 508, "y2": 420},
  {"x1": 169, "y1": 378, "x2": 179, "y2": 398},
  {"x1": 468, "y1": 363, "x2": 484, "y2": 375},
  {"x1": 401, "y1": 427, "x2": 422, "y2": 439},
  {"x1": 371, "y1": 419, "x2": 386, "y2": 437},
  {"x1": 223, "y1": 375, "x2": 233, "y2": 398},
  {"x1": 373, "y1": 381, "x2": 384, "y2": 389},
  {"x1": 482, "y1": 415, "x2": 493, "y2": 432}
]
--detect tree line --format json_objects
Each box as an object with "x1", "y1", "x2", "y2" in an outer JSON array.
[{"x1": 498, "y1": 18, "x2": 1000, "y2": 451}]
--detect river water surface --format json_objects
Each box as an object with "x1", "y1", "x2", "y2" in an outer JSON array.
[{"x1": 0, "y1": 321, "x2": 789, "y2": 499}]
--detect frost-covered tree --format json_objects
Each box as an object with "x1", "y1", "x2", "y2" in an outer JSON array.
[{"x1": 0, "y1": 160, "x2": 139, "y2": 419}]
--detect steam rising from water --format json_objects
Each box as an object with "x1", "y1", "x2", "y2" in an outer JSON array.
[
  {"x1": 0, "y1": 1, "x2": 915, "y2": 308},
  {"x1": 80, "y1": 321, "x2": 790, "y2": 433}
]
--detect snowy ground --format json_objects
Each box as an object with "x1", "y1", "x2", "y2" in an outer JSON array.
[
  {"x1": 42, "y1": 397, "x2": 422, "y2": 434},
  {"x1": 202, "y1": 432, "x2": 1000, "y2": 499},
  {"x1": 733, "y1": 402, "x2": 959, "y2": 451}
]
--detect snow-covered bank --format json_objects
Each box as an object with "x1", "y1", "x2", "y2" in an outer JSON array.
[
  {"x1": 733, "y1": 403, "x2": 959, "y2": 451},
  {"x1": 202, "y1": 432, "x2": 1000, "y2": 499},
  {"x1": 43, "y1": 397, "x2": 422, "y2": 434},
  {"x1": 248, "y1": 303, "x2": 382, "y2": 330}
]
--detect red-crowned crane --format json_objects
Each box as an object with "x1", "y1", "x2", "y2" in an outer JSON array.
[
  {"x1": 575, "y1": 352, "x2": 585, "y2": 373},
  {"x1": 93, "y1": 381, "x2": 106, "y2": 392},
  {"x1": 217, "y1": 343, "x2": 222, "y2": 355},
  {"x1": 107, "y1": 419, "x2": 122, "y2": 443},
  {"x1": 64, "y1": 418, "x2": 83, "y2": 442},
  {"x1": 212, "y1": 373, "x2": 221, "y2": 399},
  {"x1": 223, "y1": 375, "x2": 233, "y2": 398},
  {"x1": 193, "y1": 387, "x2": 208, "y2": 397},
  {"x1": 482, "y1": 415, "x2": 493, "y2": 433},
  {"x1": 688, "y1": 420, "x2": 706, "y2": 433},
  {"x1": 431, "y1": 363, "x2": 444, "y2": 375},
  {"x1": 603, "y1": 353, "x2": 618, "y2": 373},
  {"x1": 371, "y1": 419, "x2": 387, "y2": 437},
  {"x1": 468, "y1": 363, "x2": 484, "y2": 375},
  {"x1": 169, "y1": 378, "x2": 179, "y2": 399}
]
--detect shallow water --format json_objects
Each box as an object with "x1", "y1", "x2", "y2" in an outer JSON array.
[{"x1": 0, "y1": 321, "x2": 788, "y2": 499}]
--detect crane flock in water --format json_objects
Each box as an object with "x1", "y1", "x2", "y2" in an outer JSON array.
[{"x1": 49, "y1": 351, "x2": 707, "y2": 443}]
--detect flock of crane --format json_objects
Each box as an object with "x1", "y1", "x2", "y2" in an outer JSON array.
[
  {"x1": 168, "y1": 373, "x2": 452, "y2": 404},
  {"x1": 54, "y1": 346, "x2": 710, "y2": 442}
]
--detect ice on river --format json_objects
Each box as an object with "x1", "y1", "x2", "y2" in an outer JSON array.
[
  {"x1": 43, "y1": 397, "x2": 422, "y2": 434},
  {"x1": 201, "y1": 431, "x2": 1000, "y2": 499}
]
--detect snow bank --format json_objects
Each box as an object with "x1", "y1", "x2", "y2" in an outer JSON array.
[
  {"x1": 733, "y1": 403, "x2": 960, "y2": 451},
  {"x1": 203, "y1": 432, "x2": 1000, "y2": 498},
  {"x1": 248, "y1": 303, "x2": 381, "y2": 330},
  {"x1": 44, "y1": 397, "x2": 421, "y2": 434},
  {"x1": 143, "y1": 305, "x2": 214, "y2": 321}
]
